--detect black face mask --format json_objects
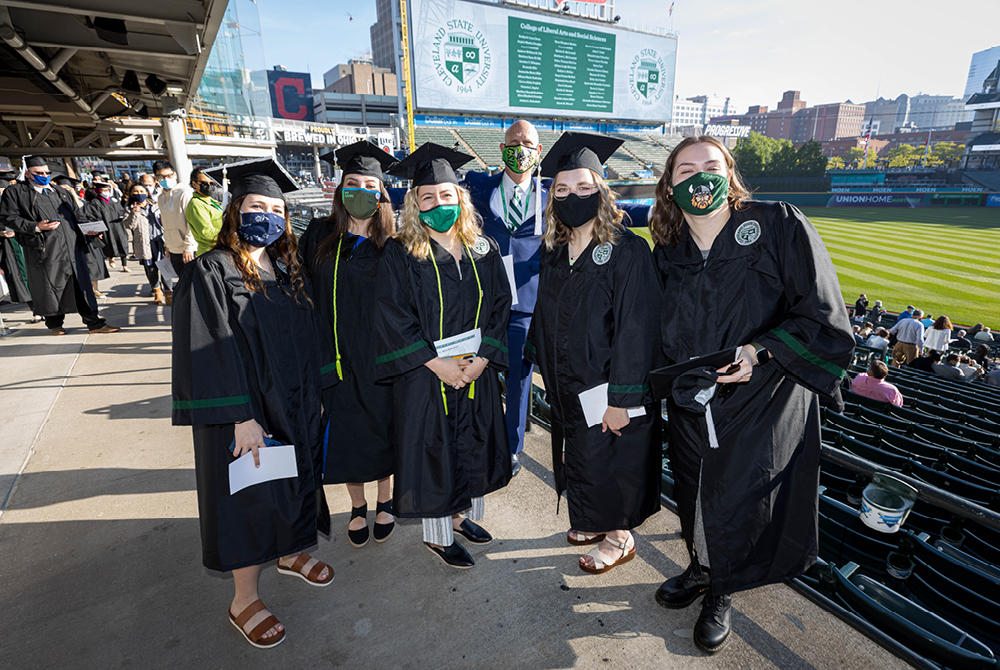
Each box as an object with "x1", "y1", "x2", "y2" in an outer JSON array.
[
  {"x1": 197, "y1": 182, "x2": 212, "y2": 196},
  {"x1": 553, "y1": 193, "x2": 600, "y2": 228}
]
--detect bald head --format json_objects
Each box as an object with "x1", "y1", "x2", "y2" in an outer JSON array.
[
  {"x1": 501, "y1": 120, "x2": 542, "y2": 183},
  {"x1": 504, "y1": 120, "x2": 539, "y2": 147}
]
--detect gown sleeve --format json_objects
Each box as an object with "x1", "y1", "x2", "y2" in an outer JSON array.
[
  {"x1": 311, "y1": 263, "x2": 341, "y2": 390},
  {"x1": 373, "y1": 240, "x2": 436, "y2": 382},
  {"x1": 618, "y1": 203, "x2": 650, "y2": 228},
  {"x1": 607, "y1": 235, "x2": 662, "y2": 408},
  {"x1": 478, "y1": 248, "x2": 512, "y2": 370},
  {"x1": 0, "y1": 187, "x2": 40, "y2": 234},
  {"x1": 753, "y1": 203, "x2": 856, "y2": 398},
  {"x1": 171, "y1": 256, "x2": 255, "y2": 425}
]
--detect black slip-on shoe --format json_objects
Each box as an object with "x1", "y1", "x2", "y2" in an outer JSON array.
[
  {"x1": 425, "y1": 541, "x2": 475, "y2": 569},
  {"x1": 455, "y1": 519, "x2": 492, "y2": 544}
]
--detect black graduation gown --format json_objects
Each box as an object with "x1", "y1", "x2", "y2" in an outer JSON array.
[
  {"x1": 525, "y1": 231, "x2": 663, "y2": 533},
  {"x1": 171, "y1": 249, "x2": 334, "y2": 572},
  {"x1": 307, "y1": 228, "x2": 395, "y2": 484},
  {"x1": 297, "y1": 216, "x2": 332, "y2": 271},
  {"x1": 654, "y1": 200, "x2": 855, "y2": 596},
  {"x1": 373, "y1": 236, "x2": 512, "y2": 519},
  {"x1": 0, "y1": 229, "x2": 31, "y2": 303},
  {"x1": 83, "y1": 197, "x2": 129, "y2": 259},
  {"x1": 0, "y1": 183, "x2": 97, "y2": 316}
]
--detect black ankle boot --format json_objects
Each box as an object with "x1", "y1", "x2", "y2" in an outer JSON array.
[
  {"x1": 655, "y1": 562, "x2": 711, "y2": 609},
  {"x1": 694, "y1": 593, "x2": 732, "y2": 654}
]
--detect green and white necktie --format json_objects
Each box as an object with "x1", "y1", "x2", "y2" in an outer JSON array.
[{"x1": 507, "y1": 187, "x2": 524, "y2": 233}]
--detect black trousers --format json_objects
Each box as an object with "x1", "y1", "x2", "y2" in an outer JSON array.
[
  {"x1": 44, "y1": 277, "x2": 106, "y2": 330},
  {"x1": 143, "y1": 264, "x2": 174, "y2": 291}
]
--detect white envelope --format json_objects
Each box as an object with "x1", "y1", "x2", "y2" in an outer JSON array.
[
  {"x1": 433, "y1": 328, "x2": 481, "y2": 359},
  {"x1": 156, "y1": 257, "x2": 178, "y2": 281},
  {"x1": 502, "y1": 254, "x2": 518, "y2": 306},
  {"x1": 578, "y1": 383, "x2": 647, "y2": 428},
  {"x1": 229, "y1": 444, "x2": 298, "y2": 495},
  {"x1": 77, "y1": 221, "x2": 108, "y2": 234}
]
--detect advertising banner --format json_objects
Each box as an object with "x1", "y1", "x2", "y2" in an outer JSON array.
[
  {"x1": 409, "y1": 0, "x2": 676, "y2": 123},
  {"x1": 986, "y1": 194, "x2": 1000, "y2": 207},
  {"x1": 826, "y1": 193, "x2": 929, "y2": 208},
  {"x1": 267, "y1": 70, "x2": 314, "y2": 122}
]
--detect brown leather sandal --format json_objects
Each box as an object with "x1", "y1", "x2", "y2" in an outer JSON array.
[
  {"x1": 579, "y1": 533, "x2": 636, "y2": 575},
  {"x1": 567, "y1": 529, "x2": 606, "y2": 546},
  {"x1": 276, "y1": 553, "x2": 334, "y2": 587},
  {"x1": 229, "y1": 599, "x2": 285, "y2": 649}
]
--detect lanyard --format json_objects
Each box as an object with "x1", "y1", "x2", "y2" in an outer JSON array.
[
  {"x1": 331, "y1": 233, "x2": 368, "y2": 382},
  {"x1": 428, "y1": 243, "x2": 483, "y2": 414}
]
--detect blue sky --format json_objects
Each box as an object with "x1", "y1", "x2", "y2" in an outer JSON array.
[{"x1": 257, "y1": 0, "x2": 999, "y2": 110}]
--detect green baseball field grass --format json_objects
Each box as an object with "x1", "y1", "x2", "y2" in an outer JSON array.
[{"x1": 633, "y1": 206, "x2": 998, "y2": 329}]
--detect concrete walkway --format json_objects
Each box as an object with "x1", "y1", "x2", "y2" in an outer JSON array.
[{"x1": 0, "y1": 268, "x2": 913, "y2": 669}]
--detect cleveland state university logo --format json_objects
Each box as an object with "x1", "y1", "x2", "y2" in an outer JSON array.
[
  {"x1": 628, "y1": 48, "x2": 667, "y2": 105},
  {"x1": 735, "y1": 220, "x2": 761, "y2": 246},
  {"x1": 689, "y1": 183, "x2": 714, "y2": 210},
  {"x1": 432, "y1": 20, "x2": 491, "y2": 93}
]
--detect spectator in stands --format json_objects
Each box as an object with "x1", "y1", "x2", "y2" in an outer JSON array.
[
  {"x1": 968, "y1": 323, "x2": 984, "y2": 339},
  {"x1": 952, "y1": 329, "x2": 972, "y2": 350},
  {"x1": 852, "y1": 360, "x2": 903, "y2": 407},
  {"x1": 648, "y1": 134, "x2": 854, "y2": 656},
  {"x1": 971, "y1": 343, "x2": 992, "y2": 369},
  {"x1": 934, "y1": 353, "x2": 976, "y2": 381},
  {"x1": 897, "y1": 305, "x2": 915, "y2": 321},
  {"x1": 958, "y1": 355, "x2": 983, "y2": 379},
  {"x1": 907, "y1": 349, "x2": 941, "y2": 373},
  {"x1": 185, "y1": 168, "x2": 223, "y2": 257},
  {"x1": 866, "y1": 327, "x2": 890, "y2": 353},
  {"x1": 974, "y1": 326, "x2": 994, "y2": 342},
  {"x1": 889, "y1": 309, "x2": 925, "y2": 367},
  {"x1": 154, "y1": 160, "x2": 195, "y2": 277},
  {"x1": 923, "y1": 315, "x2": 952, "y2": 352},
  {"x1": 920, "y1": 313, "x2": 934, "y2": 328},
  {"x1": 853, "y1": 293, "x2": 867, "y2": 323},
  {"x1": 859, "y1": 321, "x2": 874, "y2": 339},
  {"x1": 870, "y1": 300, "x2": 886, "y2": 327},
  {"x1": 986, "y1": 367, "x2": 1000, "y2": 387},
  {"x1": 851, "y1": 325, "x2": 865, "y2": 345}
]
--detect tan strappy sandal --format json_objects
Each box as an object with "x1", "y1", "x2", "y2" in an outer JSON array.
[
  {"x1": 579, "y1": 533, "x2": 636, "y2": 574},
  {"x1": 229, "y1": 599, "x2": 285, "y2": 649},
  {"x1": 276, "y1": 553, "x2": 335, "y2": 587},
  {"x1": 567, "y1": 529, "x2": 607, "y2": 546}
]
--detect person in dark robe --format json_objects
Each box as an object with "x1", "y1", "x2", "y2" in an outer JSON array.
[
  {"x1": 55, "y1": 175, "x2": 108, "y2": 297},
  {"x1": 171, "y1": 158, "x2": 335, "y2": 650},
  {"x1": 84, "y1": 179, "x2": 130, "y2": 272},
  {"x1": 523, "y1": 132, "x2": 662, "y2": 576},
  {"x1": 0, "y1": 177, "x2": 33, "y2": 308},
  {"x1": 0, "y1": 156, "x2": 117, "y2": 335},
  {"x1": 299, "y1": 140, "x2": 399, "y2": 548},
  {"x1": 375, "y1": 143, "x2": 512, "y2": 569},
  {"x1": 648, "y1": 136, "x2": 854, "y2": 654}
]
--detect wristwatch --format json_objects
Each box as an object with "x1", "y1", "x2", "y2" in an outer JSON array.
[{"x1": 749, "y1": 341, "x2": 770, "y2": 366}]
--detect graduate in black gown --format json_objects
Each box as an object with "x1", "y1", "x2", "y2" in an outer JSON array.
[
  {"x1": 299, "y1": 140, "x2": 399, "y2": 548},
  {"x1": 172, "y1": 158, "x2": 336, "y2": 650},
  {"x1": 375, "y1": 143, "x2": 512, "y2": 569},
  {"x1": 524, "y1": 132, "x2": 662, "y2": 576},
  {"x1": 84, "y1": 179, "x2": 130, "y2": 272},
  {"x1": 0, "y1": 178, "x2": 33, "y2": 308},
  {"x1": 648, "y1": 136, "x2": 854, "y2": 654},
  {"x1": 55, "y1": 175, "x2": 108, "y2": 297}
]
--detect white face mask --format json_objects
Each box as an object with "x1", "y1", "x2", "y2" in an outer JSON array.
[{"x1": 159, "y1": 177, "x2": 177, "y2": 190}]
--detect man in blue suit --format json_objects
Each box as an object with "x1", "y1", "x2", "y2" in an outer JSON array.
[{"x1": 464, "y1": 121, "x2": 651, "y2": 476}]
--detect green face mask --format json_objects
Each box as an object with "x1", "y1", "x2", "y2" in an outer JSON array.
[
  {"x1": 502, "y1": 144, "x2": 539, "y2": 174},
  {"x1": 419, "y1": 204, "x2": 460, "y2": 233},
  {"x1": 342, "y1": 187, "x2": 381, "y2": 219},
  {"x1": 672, "y1": 172, "x2": 729, "y2": 215}
]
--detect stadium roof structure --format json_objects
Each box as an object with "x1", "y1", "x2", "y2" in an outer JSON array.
[{"x1": 0, "y1": 1, "x2": 227, "y2": 158}]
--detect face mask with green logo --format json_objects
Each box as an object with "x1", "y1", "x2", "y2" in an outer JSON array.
[
  {"x1": 419, "y1": 204, "x2": 460, "y2": 233},
  {"x1": 502, "y1": 144, "x2": 539, "y2": 174},
  {"x1": 672, "y1": 172, "x2": 729, "y2": 215},
  {"x1": 342, "y1": 187, "x2": 381, "y2": 219}
]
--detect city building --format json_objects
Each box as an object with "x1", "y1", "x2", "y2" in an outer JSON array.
[
  {"x1": 963, "y1": 57, "x2": 1000, "y2": 170},
  {"x1": 964, "y1": 46, "x2": 1000, "y2": 99},
  {"x1": 863, "y1": 94, "x2": 968, "y2": 134},
  {"x1": 323, "y1": 60, "x2": 397, "y2": 96},
  {"x1": 712, "y1": 91, "x2": 865, "y2": 144},
  {"x1": 370, "y1": 0, "x2": 397, "y2": 74},
  {"x1": 821, "y1": 137, "x2": 889, "y2": 161},
  {"x1": 671, "y1": 95, "x2": 737, "y2": 131}
]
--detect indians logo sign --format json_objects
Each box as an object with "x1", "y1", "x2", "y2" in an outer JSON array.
[
  {"x1": 628, "y1": 49, "x2": 666, "y2": 105},
  {"x1": 432, "y1": 20, "x2": 491, "y2": 93}
]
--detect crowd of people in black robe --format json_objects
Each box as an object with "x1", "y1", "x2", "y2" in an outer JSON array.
[{"x1": 166, "y1": 129, "x2": 854, "y2": 653}]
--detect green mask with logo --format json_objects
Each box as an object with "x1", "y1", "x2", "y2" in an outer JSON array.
[
  {"x1": 419, "y1": 204, "x2": 460, "y2": 232},
  {"x1": 502, "y1": 144, "x2": 539, "y2": 174},
  {"x1": 342, "y1": 187, "x2": 381, "y2": 219},
  {"x1": 672, "y1": 172, "x2": 729, "y2": 215}
]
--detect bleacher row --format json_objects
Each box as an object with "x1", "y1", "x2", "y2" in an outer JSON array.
[{"x1": 413, "y1": 125, "x2": 682, "y2": 179}]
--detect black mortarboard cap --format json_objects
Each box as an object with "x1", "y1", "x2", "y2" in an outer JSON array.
[
  {"x1": 54, "y1": 175, "x2": 81, "y2": 187},
  {"x1": 539, "y1": 131, "x2": 623, "y2": 178},
  {"x1": 204, "y1": 158, "x2": 299, "y2": 200},
  {"x1": 321, "y1": 140, "x2": 398, "y2": 181},
  {"x1": 25, "y1": 155, "x2": 48, "y2": 168},
  {"x1": 386, "y1": 142, "x2": 473, "y2": 187}
]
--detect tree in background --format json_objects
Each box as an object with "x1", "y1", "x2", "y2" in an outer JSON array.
[
  {"x1": 887, "y1": 144, "x2": 920, "y2": 168},
  {"x1": 827, "y1": 156, "x2": 846, "y2": 170},
  {"x1": 796, "y1": 139, "x2": 829, "y2": 177},
  {"x1": 733, "y1": 133, "x2": 830, "y2": 177},
  {"x1": 929, "y1": 142, "x2": 965, "y2": 166}
]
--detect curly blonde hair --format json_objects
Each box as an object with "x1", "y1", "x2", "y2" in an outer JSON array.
[
  {"x1": 648, "y1": 136, "x2": 752, "y2": 247},
  {"x1": 541, "y1": 172, "x2": 624, "y2": 251},
  {"x1": 397, "y1": 184, "x2": 483, "y2": 259}
]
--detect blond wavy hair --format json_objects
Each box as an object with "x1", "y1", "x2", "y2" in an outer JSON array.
[
  {"x1": 541, "y1": 172, "x2": 624, "y2": 251},
  {"x1": 398, "y1": 184, "x2": 483, "y2": 259}
]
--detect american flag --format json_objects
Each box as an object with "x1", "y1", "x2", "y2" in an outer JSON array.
[{"x1": 669, "y1": 2, "x2": 674, "y2": 15}]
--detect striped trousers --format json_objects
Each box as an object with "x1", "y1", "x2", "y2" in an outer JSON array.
[{"x1": 422, "y1": 497, "x2": 485, "y2": 545}]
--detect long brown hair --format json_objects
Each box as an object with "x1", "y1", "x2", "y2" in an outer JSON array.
[
  {"x1": 648, "y1": 135, "x2": 752, "y2": 247},
  {"x1": 932, "y1": 315, "x2": 953, "y2": 331},
  {"x1": 312, "y1": 179, "x2": 395, "y2": 271},
  {"x1": 541, "y1": 171, "x2": 623, "y2": 251},
  {"x1": 214, "y1": 194, "x2": 312, "y2": 307},
  {"x1": 398, "y1": 184, "x2": 482, "y2": 260}
]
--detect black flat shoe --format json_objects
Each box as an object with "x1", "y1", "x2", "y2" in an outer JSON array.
[
  {"x1": 348, "y1": 503, "x2": 369, "y2": 548},
  {"x1": 373, "y1": 499, "x2": 394, "y2": 543},
  {"x1": 455, "y1": 519, "x2": 492, "y2": 544},
  {"x1": 655, "y1": 562, "x2": 711, "y2": 609},
  {"x1": 694, "y1": 593, "x2": 732, "y2": 654},
  {"x1": 425, "y1": 541, "x2": 475, "y2": 569}
]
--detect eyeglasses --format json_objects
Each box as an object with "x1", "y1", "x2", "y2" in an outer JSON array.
[
  {"x1": 552, "y1": 184, "x2": 598, "y2": 199},
  {"x1": 31, "y1": 170, "x2": 52, "y2": 176}
]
